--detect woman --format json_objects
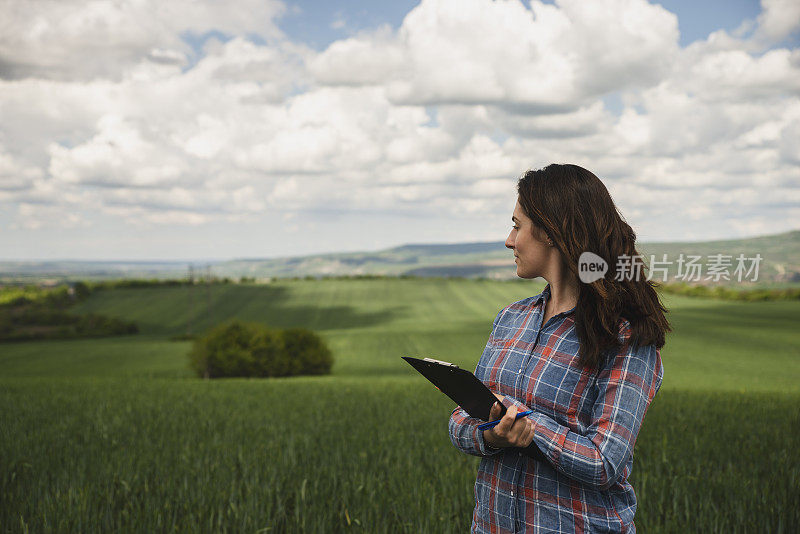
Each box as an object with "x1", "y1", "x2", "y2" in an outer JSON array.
[{"x1": 449, "y1": 164, "x2": 669, "y2": 533}]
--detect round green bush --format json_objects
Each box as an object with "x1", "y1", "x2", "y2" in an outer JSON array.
[
  {"x1": 280, "y1": 328, "x2": 334, "y2": 376},
  {"x1": 189, "y1": 321, "x2": 333, "y2": 379}
]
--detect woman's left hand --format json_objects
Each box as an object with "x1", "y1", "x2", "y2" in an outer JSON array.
[{"x1": 484, "y1": 395, "x2": 535, "y2": 449}]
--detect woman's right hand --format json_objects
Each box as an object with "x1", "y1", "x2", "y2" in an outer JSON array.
[{"x1": 483, "y1": 401, "x2": 535, "y2": 449}]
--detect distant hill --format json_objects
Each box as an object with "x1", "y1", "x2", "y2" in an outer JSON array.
[
  {"x1": 217, "y1": 230, "x2": 800, "y2": 286},
  {"x1": 3, "y1": 230, "x2": 799, "y2": 286},
  {"x1": 636, "y1": 230, "x2": 800, "y2": 286},
  {"x1": 0, "y1": 260, "x2": 189, "y2": 284}
]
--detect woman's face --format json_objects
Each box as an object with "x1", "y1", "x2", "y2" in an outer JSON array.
[{"x1": 505, "y1": 199, "x2": 553, "y2": 279}]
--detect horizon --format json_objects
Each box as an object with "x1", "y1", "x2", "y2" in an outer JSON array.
[
  {"x1": 4, "y1": 226, "x2": 798, "y2": 264},
  {"x1": 2, "y1": 0, "x2": 798, "y2": 261}
]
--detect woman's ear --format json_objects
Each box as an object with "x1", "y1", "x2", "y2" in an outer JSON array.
[{"x1": 531, "y1": 224, "x2": 550, "y2": 244}]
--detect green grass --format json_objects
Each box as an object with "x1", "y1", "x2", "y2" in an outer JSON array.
[
  {"x1": 1, "y1": 278, "x2": 799, "y2": 532},
  {"x1": 15, "y1": 278, "x2": 800, "y2": 392}
]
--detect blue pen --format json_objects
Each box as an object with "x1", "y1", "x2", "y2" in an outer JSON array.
[{"x1": 478, "y1": 410, "x2": 534, "y2": 430}]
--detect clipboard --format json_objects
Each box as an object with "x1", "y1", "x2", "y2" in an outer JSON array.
[
  {"x1": 401, "y1": 356, "x2": 505, "y2": 421},
  {"x1": 402, "y1": 356, "x2": 548, "y2": 462}
]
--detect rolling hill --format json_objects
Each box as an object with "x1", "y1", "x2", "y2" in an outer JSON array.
[
  {"x1": 4, "y1": 229, "x2": 799, "y2": 286},
  {"x1": 216, "y1": 229, "x2": 800, "y2": 285}
]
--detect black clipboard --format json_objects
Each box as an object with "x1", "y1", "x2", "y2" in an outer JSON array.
[
  {"x1": 402, "y1": 356, "x2": 548, "y2": 462},
  {"x1": 402, "y1": 356, "x2": 505, "y2": 421}
]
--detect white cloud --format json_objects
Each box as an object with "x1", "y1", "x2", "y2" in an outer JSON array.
[
  {"x1": 48, "y1": 115, "x2": 187, "y2": 188},
  {"x1": 0, "y1": 149, "x2": 43, "y2": 192},
  {"x1": 11, "y1": 203, "x2": 87, "y2": 230},
  {"x1": 679, "y1": 47, "x2": 800, "y2": 101},
  {"x1": 754, "y1": 0, "x2": 800, "y2": 44},
  {"x1": 0, "y1": 0, "x2": 797, "y2": 251},
  {"x1": 494, "y1": 101, "x2": 611, "y2": 139},
  {"x1": 312, "y1": 0, "x2": 679, "y2": 110},
  {"x1": 0, "y1": 0, "x2": 286, "y2": 81}
]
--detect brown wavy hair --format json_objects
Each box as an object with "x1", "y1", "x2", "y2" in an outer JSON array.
[{"x1": 517, "y1": 163, "x2": 670, "y2": 370}]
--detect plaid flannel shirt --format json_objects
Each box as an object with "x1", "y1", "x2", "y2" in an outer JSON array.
[{"x1": 449, "y1": 284, "x2": 663, "y2": 533}]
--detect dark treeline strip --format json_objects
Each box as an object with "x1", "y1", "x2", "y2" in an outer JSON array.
[
  {"x1": 0, "y1": 282, "x2": 138, "y2": 342},
  {"x1": 4, "y1": 276, "x2": 800, "y2": 302},
  {"x1": 658, "y1": 282, "x2": 800, "y2": 301}
]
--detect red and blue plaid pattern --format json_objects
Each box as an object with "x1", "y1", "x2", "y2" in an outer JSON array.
[{"x1": 449, "y1": 284, "x2": 663, "y2": 533}]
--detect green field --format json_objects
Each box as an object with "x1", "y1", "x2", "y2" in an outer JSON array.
[{"x1": 2, "y1": 279, "x2": 799, "y2": 532}]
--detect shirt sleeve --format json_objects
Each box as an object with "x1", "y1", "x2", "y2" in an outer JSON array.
[
  {"x1": 448, "y1": 308, "x2": 508, "y2": 458},
  {"x1": 509, "y1": 324, "x2": 664, "y2": 490},
  {"x1": 448, "y1": 396, "x2": 518, "y2": 457}
]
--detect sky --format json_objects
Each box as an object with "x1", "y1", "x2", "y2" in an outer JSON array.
[{"x1": 0, "y1": 0, "x2": 798, "y2": 261}]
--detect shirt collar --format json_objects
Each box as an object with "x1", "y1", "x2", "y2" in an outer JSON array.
[
  {"x1": 534, "y1": 283, "x2": 550, "y2": 307},
  {"x1": 535, "y1": 283, "x2": 576, "y2": 316}
]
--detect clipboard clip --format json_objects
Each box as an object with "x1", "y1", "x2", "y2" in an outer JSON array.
[{"x1": 423, "y1": 357, "x2": 459, "y2": 368}]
